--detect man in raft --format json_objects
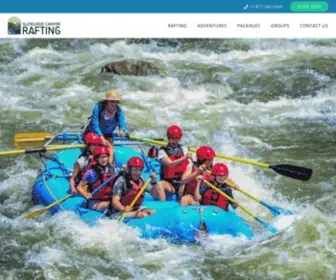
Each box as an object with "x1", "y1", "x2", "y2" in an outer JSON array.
[
  {"x1": 151, "y1": 125, "x2": 193, "y2": 201},
  {"x1": 110, "y1": 156, "x2": 156, "y2": 218}
]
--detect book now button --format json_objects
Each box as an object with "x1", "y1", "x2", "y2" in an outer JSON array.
[{"x1": 291, "y1": 1, "x2": 328, "y2": 12}]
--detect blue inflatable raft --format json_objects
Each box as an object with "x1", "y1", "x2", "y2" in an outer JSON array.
[{"x1": 31, "y1": 136, "x2": 253, "y2": 243}]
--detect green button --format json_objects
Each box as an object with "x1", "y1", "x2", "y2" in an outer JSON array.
[{"x1": 291, "y1": 1, "x2": 328, "y2": 12}]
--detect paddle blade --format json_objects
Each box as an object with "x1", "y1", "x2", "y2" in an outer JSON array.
[
  {"x1": 269, "y1": 164, "x2": 312, "y2": 181},
  {"x1": 260, "y1": 200, "x2": 293, "y2": 216},
  {"x1": 255, "y1": 217, "x2": 278, "y2": 234},
  {"x1": 24, "y1": 207, "x2": 48, "y2": 219},
  {"x1": 14, "y1": 132, "x2": 54, "y2": 148},
  {"x1": 23, "y1": 193, "x2": 73, "y2": 219}
]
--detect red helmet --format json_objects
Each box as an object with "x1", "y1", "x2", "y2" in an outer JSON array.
[
  {"x1": 127, "y1": 157, "x2": 144, "y2": 168},
  {"x1": 84, "y1": 133, "x2": 102, "y2": 145},
  {"x1": 212, "y1": 163, "x2": 229, "y2": 177},
  {"x1": 167, "y1": 125, "x2": 183, "y2": 139},
  {"x1": 196, "y1": 145, "x2": 215, "y2": 161},
  {"x1": 93, "y1": 146, "x2": 110, "y2": 156}
]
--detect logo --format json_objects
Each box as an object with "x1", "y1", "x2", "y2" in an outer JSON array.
[
  {"x1": 7, "y1": 17, "x2": 61, "y2": 36},
  {"x1": 8, "y1": 17, "x2": 21, "y2": 35}
]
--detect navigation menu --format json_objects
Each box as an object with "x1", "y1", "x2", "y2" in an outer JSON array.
[{"x1": 1, "y1": 14, "x2": 335, "y2": 38}]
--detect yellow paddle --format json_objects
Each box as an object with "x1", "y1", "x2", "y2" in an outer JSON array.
[
  {"x1": 223, "y1": 179, "x2": 293, "y2": 216},
  {"x1": 13, "y1": 132, "x2": 164, "y2": 149},
  {"x1": 24, "y1": 186, "x2": 88, "y2": 219},
  {"x1": 24, "y1": 194, "x2": 72, "y2": 219},
  {"x1": 14, "y1": 132, "x2": 55, "y2": 148},
  {"x1": 0, "y1": 144, "x2": 85, "y2": 157},
  {"x1": 119, "y1": 178, "x2": 151, "y2": 222},
  {"x1": 14, "y1": 132, "x2": 83, "y2": 149},
  {"x1": 203, "y1": 180, "x2": 277, "y2": 234},
  {"x1": 203, "y1": 169, "x2": 293, "y2": 216},
  {"x1": 127, "y1": 135, "x2": 312, "y2": 181}
]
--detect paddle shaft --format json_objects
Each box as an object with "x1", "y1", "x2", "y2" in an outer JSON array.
[
  {"x1": 24, "y1": 186, "x2": 87, "y2": 219},
  {"x1": 207, "y1": 170, "x2": 291, "y2": 216},
  {"x1": 203, "y1": 180, "x2": 255, "y2": 217},
  {"x1": 205, "y1": 169, "x2": 263, "y2": 207},
  {"x1": 0, "y1": 144, "x2": 85, "y2": 157},
  {"x1": 128, "y1": 135, "x2": 311, "y2": 181},
  {"x1": 15, "y1": 132, "x2": 164, "y2": 145},
  {"x1": 204, "y1": 170, "x2": 259, "y2": 202},
  {"x1": 15, "y1": 132, "x2": 82, "y2": 142},
  {"x1": 129, "y1": 136, "x2": 269, "y2": 168},
  {"x1": 203, "y1": 180, "x2": 278, "y2": 233},
  {"x1": 119, "y1": 178, "x2": 151, "y2": 222},
  {"x1": 23, "y1": 194, "x2": 72, "y2": 219},
  {"x1": 223, "y1": 179, "x2": 261, "y2": 203},
  {"x1": 25, "y1": 172, "x2": 118, "y2": 219}
]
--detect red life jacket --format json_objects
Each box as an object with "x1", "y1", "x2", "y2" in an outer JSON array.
[
  {"x1": 160, "y1": 145, "x2": 189, "y2": 181},
  {"x1": 184, "y1": 167, "x2": 213, "y2": 195},
  {"x1": 88, "y1": 165, "x2": 115, "y2": 201},
  {"x1": 201, "y1": 183, "x2": 231, "y2": 211},
  {"x1": 120, "y1": 174, "x2": 145, "y2": 210}
]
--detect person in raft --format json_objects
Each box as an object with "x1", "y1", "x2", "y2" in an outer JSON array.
[
  {"x1": 150, "y1": 125, "x2": 193, "y2": 201},
  {"x1": 85, "y1": 89, "x2": 128, "y2": 165},
  {"x1": 181, "y1": 162, "x2": 240, "y2": 211},
  {"x1": 69, "y1": 132, "x2": 110, "y2": 195},
  {"x1": 76, "y1": 146, "x2": 116, "y2": 211},
  {"x1": 179, "y1": 145, "x2": 216, "y2": 205},
  {"x1": 110, "y1": 157, "x2": 156, "y2": 219}
]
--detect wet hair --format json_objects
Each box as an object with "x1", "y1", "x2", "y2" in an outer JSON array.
[
  {"x1": 147, "y1": 146, "x2": 159, "y2": 158},
  {"x1": 196, "y1": 159, "x2": 206, "y2": 166},
  {"x1": 196, "y1": 159, "x2": 213, "y2": 170},
  {"x1": 79, "y1": 148, "x2": 89, "y2": 158}
]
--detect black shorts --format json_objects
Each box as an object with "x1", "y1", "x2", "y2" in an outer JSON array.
[
  {"x1": 166, "y1": 179, "x2": 182, "y2": 193},
  {"x1": 103, "y1": 134, "x2": 114, "y2": 143}
]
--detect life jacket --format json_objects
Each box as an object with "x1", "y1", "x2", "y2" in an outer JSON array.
[
  {"x1": 160, "y1": 145, "x2": 189, "y2": 181},
  {"x1": 88, "y1": 165, "x2": 115, "y2": 200},
  {"x1": 184, "y1": 166, "x2": 213, "y2": 195},
  {"x1": 119, "y1": 173, "x2": 145, "y2": 210},
  {"x1": 201, "y1": 183, "x2": 232, "y2": 211}
]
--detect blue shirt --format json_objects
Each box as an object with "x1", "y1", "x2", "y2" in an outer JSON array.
[
  {"x1": 82, "y1": 169, "x2": 99, "y2": 184},
  {"x1": 87, "y1": 102, "x2": 127, "y2": 137}
]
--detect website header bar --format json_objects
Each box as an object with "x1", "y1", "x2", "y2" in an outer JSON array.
[
  {"x1": 0, "y1": 0, "x2": 335, "y2": 13},
  {"x1": 2, "y1": 14, "x2": 335, "y2": 38}
]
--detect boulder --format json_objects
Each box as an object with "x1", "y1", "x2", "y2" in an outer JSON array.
[{"x1": 101, "y1": 60, "x2": 160, "y2": 76}]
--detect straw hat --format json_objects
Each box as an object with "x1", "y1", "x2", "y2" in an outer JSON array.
[{"x1": 103, "y1": 90, "x2": 121, "y2": 102}]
